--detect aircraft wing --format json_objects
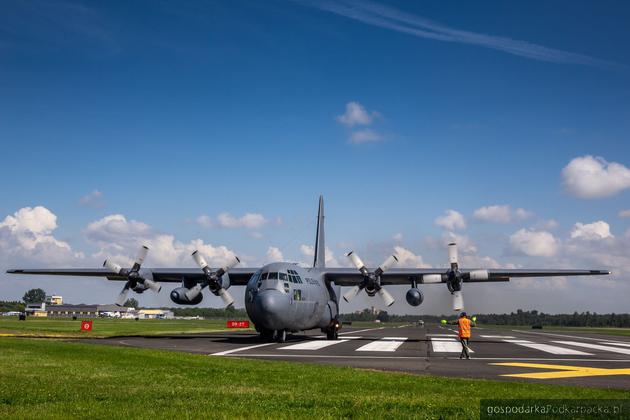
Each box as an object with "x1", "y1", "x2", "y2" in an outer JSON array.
[
  {"x1": 322, "y1": 268, "x2": 611, "y2": 286},
  {"x1": 6, "y1": 268, "x2": 259, "y2": 286}
]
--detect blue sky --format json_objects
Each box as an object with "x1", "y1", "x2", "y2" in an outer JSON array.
[{"x1": 1, "y1": 0, "x2": 630, "y2": 314}]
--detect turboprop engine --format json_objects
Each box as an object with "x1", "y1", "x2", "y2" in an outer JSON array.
[
  {"x1": 170, "y1": 287, "x2": 203, "y2": 305},
  {"x1": 405, "y1": 288, "x2": 424, "y2": 306}
]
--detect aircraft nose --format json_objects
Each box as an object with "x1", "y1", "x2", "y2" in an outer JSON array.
[{"x1": 252, "y1": 290, "x2": 288, "y2": 330}]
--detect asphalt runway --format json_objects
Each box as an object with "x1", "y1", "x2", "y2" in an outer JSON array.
[{"x1": 89, "y1": 324, "x2": 630, "y2": 389}]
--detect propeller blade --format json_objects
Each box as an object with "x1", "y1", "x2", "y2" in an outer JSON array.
[
  {"x1": 377, "y1": 287, "x2": 395, "y2": 307},
  {"x1": 448, "y1": 243, "x2": 458, "y2": 269},
  {"x1": 377, "y1": 254, "x2": 398, "y2": 275},
  {"x1": 342, "y1": 285, "x2": 361, "y2": 303},
  {"x1": 223, "y1": 256, "x2": 240, "y2": 271},
  {"x1": 185, "y1": 284, "x2": 203, "y2": 301},
  {"x1": 143, "y1": 278, "x2": 161, "y2": 293},
  {"x1": 216, "y1": 256, "x2": 241, "y2": 277},
  {"x1": 133, "y1": 245, "x2": 149, "y2": 269},
  {"x1": 192, "y1": 250, "x2": 209, "y2": 270},
  {"x1": 218, "y1": 288, "x2": 235, "y2": 307},
  {"x1": 452, "y1": 290, "x2": 464, "y2": 312},
  {"x1": 116, "y1": 283, "x2": 130, "y2": 306},
  {"x1": 346, "y1": 251, "x2": 366, "y2": 271},
  {"x1": 103, "y1": 260, "x2": 123, "y2": 275}
]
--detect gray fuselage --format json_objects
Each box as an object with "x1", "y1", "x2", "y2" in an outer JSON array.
[{"x1": 244, "y1": 262, "x2": 339, "y2": 333}]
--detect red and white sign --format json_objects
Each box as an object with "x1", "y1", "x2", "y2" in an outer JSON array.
[
  {"x1": 80, "y1": 320, "x2": 93, "y2": 331},
  {"x1": 226, "y1": 320, "x2": 250, "y2": 329}
]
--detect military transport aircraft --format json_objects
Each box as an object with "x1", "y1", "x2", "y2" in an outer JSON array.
[{"x1": 7, "y1": 197, "x2": 610, "y2": 342}]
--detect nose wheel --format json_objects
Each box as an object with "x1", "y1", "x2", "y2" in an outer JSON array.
[
  {"x1": 276, "y1": 329, "x2": 287, "y2": 343},
  {"x1": 325, "y1": 319, "x2": 341, "y2": 340}
]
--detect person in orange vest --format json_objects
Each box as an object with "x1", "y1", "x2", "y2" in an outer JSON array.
[{"x1": 457, "y1": 312, "x2": 473, "y2": 359}]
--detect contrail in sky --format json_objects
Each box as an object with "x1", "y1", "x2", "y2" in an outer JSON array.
[{"x1": 303, "y1": 0, "x2": 614, "y2": 68}]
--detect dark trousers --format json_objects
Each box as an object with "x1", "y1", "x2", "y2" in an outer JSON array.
[{"x1": 460, "y1": 338, "x2": 470, "y2": 359}]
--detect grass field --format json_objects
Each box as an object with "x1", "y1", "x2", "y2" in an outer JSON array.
[
  {"x1": 0, "y1": 317, "x2": 242, "y2": 338},
  {"x1": 0, "y1": 338, "x2": 627, "y2": 419}
]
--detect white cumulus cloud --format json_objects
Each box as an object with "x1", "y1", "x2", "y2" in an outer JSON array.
[
  {"x1": 217, "y1": 213, "x2": 267, "y2": 229},
  {"x1": 570, "y1": 221, "x2": 614, "y2": 241},
  {"x1": 336, "y1": 101, "x2": 377, "y2": 126},
  {"x1": 473, "y1": 205, "x2": 532, "y2": 223},
  {"x1": 435, "y1": 209, "x2": 466, "y2": 230},
  {"x1": 509, "y1": 228, "x2": 558, "y2": 257},
  {"x1": 265, "y1": 246, "x2": 284, "y2": 263},
  {"x1": 562, "y1": 155, "x2": 630, "y2": 199},
  {"x1": 85, "y1": 214, "x2": 239, "y2": 268},
  {"x1": 349, "y1": 129, "x2": 382, "y2": 144},
  {"x1": 393, "y1": 246, "x2": 430, "y2": 268},
  {"x1": 0, "y1": 206, "x2": 82, "y2": 263},
  {"x1": 79, "y1": 189, "x2": 105, "y2": 208}
]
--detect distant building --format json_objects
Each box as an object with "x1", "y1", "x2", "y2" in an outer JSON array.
[
  {"x1": 137, "y1": 309, "x2": 174, "y2": 319},
  {"x1": 45, "y1": 295, "x2": 63, "y2": 305},
  {"x1": 24, "y1": 302, "x2": 47, "y2": 317},
  {"x1": 45, "y1": 304, "x2": 132, "y2": 318}
]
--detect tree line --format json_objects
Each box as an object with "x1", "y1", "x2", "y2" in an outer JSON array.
[{"x1": 340, "y1": 308, "x2": 630, "y2": 328}]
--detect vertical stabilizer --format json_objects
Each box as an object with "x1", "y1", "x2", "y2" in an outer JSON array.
[{"x1": 313, "y1": 195, "x2": 325, "y2": 268}]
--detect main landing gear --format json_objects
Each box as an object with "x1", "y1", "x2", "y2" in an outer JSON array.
[{"x1": 257, "y1": 327, "x2": 287, "y2": 343}]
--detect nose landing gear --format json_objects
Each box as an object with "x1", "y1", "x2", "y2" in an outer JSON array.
[{"x1": 325, "y1": 319, "x2": 341, "y2": 340}]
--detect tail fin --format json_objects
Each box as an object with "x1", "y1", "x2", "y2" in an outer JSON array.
[{"x1": 313, "y1": 195, "x2": 325, "y2": 268}]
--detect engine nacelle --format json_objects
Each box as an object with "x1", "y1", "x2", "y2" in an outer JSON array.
[
  {"x1": 170, "y1": 287, "x2": 203, "y2": 305},
  {"x1": 405, "y1": 288, "x2": 424, "y2": 306},
  {"x1": 131, "y1": 283, "x2": 148, "y2": 294}
]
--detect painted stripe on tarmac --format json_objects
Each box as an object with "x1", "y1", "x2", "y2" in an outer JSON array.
[
  {"x1": 211, "y1": 342, "x2": 276, "y2": 356},
  {"x1": 279, "y1": 340, "x2": 349, "y2": 350},
  {"x1": 602, "y1": 342, "x2": 630, "y2": 348},
  {"x1": 339, "y1": 327, "x2": 384, "y2": 335},
  {"x1": 481, "y1": 335, "x2": 516, "y2": 339},
  {"x1": 427, "y1": 334, "x2": 457, "y2": 337},
  {"x1": 553, "y1": 341, "x2": 630, "y2": 355},
  {"x1": 356, "y1": 337, "x2": 407, "y2": 352},
  {"x1": 503, "y1": 339, "x2": 592, "y2": 355},
  {"x1": 430, "y1": 338, "x2": 474, "y2": 353},
  {"x1": 512, "y1": 329, "x2": 629, "y2": 344}
]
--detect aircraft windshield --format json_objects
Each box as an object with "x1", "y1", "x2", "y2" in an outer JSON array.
[{"x1": 268, "y1": 272, "x2": 278, "y2": 280}]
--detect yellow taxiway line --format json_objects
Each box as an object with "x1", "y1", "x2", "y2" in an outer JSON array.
[{"x1": 491, "y1": 362, "x2": 630, "y2": 379}]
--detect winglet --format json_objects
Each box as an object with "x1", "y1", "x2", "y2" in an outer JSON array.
[{"x1": 313, "y1": 195, "x2": 325, "y2": 268}]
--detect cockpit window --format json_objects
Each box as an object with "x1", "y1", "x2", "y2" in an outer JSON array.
[
  {"x1": 261, "y1": 272, "x2": 268, "y2": 280},
  {"x1": 279, "y1": 272, "x2": 288, "y2": 281},
  {"x1": 268, "y1": 272, "x2": 278, "y2": 280}
]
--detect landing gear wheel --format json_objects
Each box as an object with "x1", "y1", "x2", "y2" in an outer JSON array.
[
  {"x1": 326, "y1": 329, "x2": 338, "y2": 340},
  {"x1": 259, "y1": 328, "x2": 274, "y2": 342},
  {"x1": 276, "y1": 329, "x2": 287, "y2": 343}
]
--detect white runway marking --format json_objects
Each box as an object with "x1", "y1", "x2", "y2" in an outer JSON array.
[
  {"x1": 427, "y1": 334, "x2": 457, "y2": 337},
  {"x1": 279, "y1": 340, "x2": 348, "y2": 350},
  {"x1": 481, "y1": 335, "x2": 516, "y2": 339},
  {"x1": 211, "y1": 343, "x2": 276, "y2": 356},
  {"x1": 503, "y1": 339, "x2": 592, "y2": 355},
  {"x1": 602, "y1": 342, "x2": 630, "y2": 348},
  {"x1": 512, "y1": 330, "x2": 629, "y2": 344},
  {"x1": 339, "y1": 327, "x2": 384, "y2": 335},
  {"x1": 553, "y1": 341, "x2": 630, "y2": 355},
  {"x1": 430, "y1": 338, "x2": 474, "y2": 353},
  {"x1": 356, "y1": 337, "x2": 407, "y2": 352}
]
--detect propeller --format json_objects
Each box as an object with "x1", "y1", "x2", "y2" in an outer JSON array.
[
  {"x1": 103, "y1": 245, "x2": 162, "y2": 306},
  {"x1": 343, "y1": 252, "x2": 397, "y2": 307},
  {"x1": 446, "y1": 243, "x2": 464, "y2": 312},
  {"x1": 187, "y1": 251, "x2": 240, "y2": 306}
]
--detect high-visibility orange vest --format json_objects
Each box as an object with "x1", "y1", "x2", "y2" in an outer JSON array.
[{"x1": 458, "y1": 317, "x2": 471, "y2": 338}]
